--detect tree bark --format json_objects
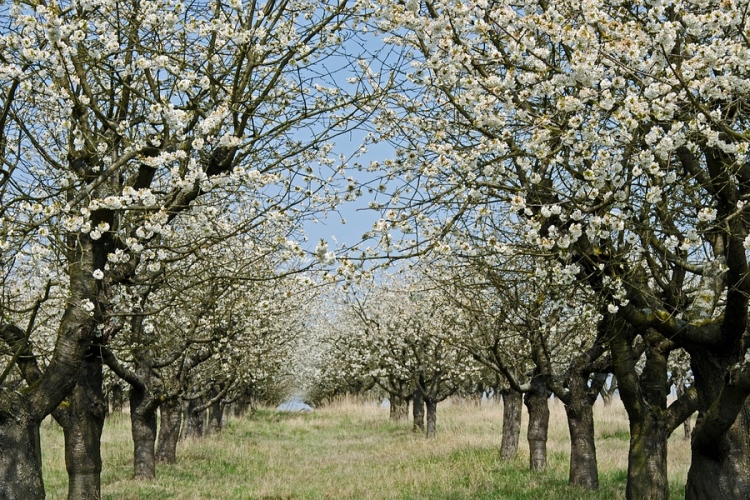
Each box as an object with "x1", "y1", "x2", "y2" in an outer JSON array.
[
  {"x1": 109, "y1": 383, "x2": 124, "y2": 414},
  {"x1": 0, "y1": 394, "x2": 44, "y2": 500},
  {"x1": 156, "y1": 399, "x2": 182, "y2": 464},
  {"x1": 389, "y1": 395, "x2": 409, "y2": 422},
  {"x1": 686, "y1": 402, "x2": 750, "y2": 499},
  {"x1": 425, "y1": 398, "x2": 437, "y2": 438},
  {"x1": 565, "y1": 372, "x2": 599, "y2": 489},
  {"x1": 609, "y1": 321, "x2": 670, "y2": 500},
  {"x1": 412, "y1": 387, "x2": 425, "y2": 432},
  {"x1": 206, "y1": 387, "x2": 222, "y2": 436},
  {"x1": 221, "y1": 403, "x2": 229, "y2": 429},
  {"x1": 626, "y1": 411, "x2": 668, "y2": 499},
  {"x1": 54, "y1": 348, "x2": 106, "y2": 500},
  {"x1": 685, "y1": 350, "x2": 750, "y2": 499},
  {"x1": 524, "y1": 376, "x2": 549, "y2": 470},
  {"x1": 500, "y1": 388, "x2": 522, "y2": 460},
  {"x1": 181, "y1": 398, "x2": 204, "y2": 439},
  {"x1": 130, "y1": 386, "x2": 158, "y2": 480}
]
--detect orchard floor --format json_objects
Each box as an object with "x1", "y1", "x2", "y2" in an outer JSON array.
[{"x1": 41, "y1": 398, "x2": 691, "y2": 499}]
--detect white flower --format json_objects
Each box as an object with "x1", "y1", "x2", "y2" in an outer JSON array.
[
  {"x1": 218, "y1": 133, "x2": 242, "y2": 148},
  {"x1": 698, "y1": 207, "x2": 717, "y2": 223},
  {"x1": 314, "y1": 240, "x2": 336, "y2": 265},
  {"x1": 510, "y1": 194, "x2": 526, "y2": 210},
  {"x1": 81, "y1": 299, "x2": 95, "y2": 312},
  {"x1": 608, "y1": 303, "x2": 619, "y2": 314},
  {"x1": 645, "y1": 186, "x2": 662, "y2": 204},
  {"x1": 92, "y1": 269, "x2": 104, "y2": 280}
]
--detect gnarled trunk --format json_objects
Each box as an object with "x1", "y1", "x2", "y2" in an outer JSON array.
[
  {"x1": 412, "y1": 387, "x2": 425, "y2": 432},
  {"x1": 156, "y1": 399, "x2": 182, "y2": 464},
  {"x1": 56, "y1": 349, "x2": 106, "y2": 500},
  {"x1": 565, "y1": 371, "x2": 599, "y2": 489},
  {"x1": 500, "y1": 388, "x2": 522, "y2": 460},
  {"x1": 425, "y1": 398, "x2": 437, "y2": 438},
  {"x1": 130, "y1": 386, "x2": 157, "y2": 480},
  {"x1": 524, "y1": 376, "x2": 549, "y2": 470},
  {"x1": 0, "y1": 394, "x2": 44, "y2": 500},
  {"x1": 686, "y1": 402, "x2": 750, "y2": 499},
  {"x1": 685, "y1": 350, "x2": 750, "y2": 500},
  {"x1": 610, "y1": 321, "x2": 670, "y2": 500}
]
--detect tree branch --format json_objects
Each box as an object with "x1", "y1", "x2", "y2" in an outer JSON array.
[{"x1": 101, "y1": 347, "x2": 144, "y2": 389}]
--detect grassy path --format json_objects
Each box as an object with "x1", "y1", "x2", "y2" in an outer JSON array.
[{"x1": 41, "y1": 399, "x2": 690, "y2": 499}]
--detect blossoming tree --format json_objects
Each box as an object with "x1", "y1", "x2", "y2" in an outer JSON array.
[
  {"x1": 0, "y1": 0, "x2": 386, "y2": 497},
  {"x1": 331, "y1": 271, "x2": 481, "y2": 435},
  {"x1": 370, "y1": 0, "x2": 750, "y2": 497}
]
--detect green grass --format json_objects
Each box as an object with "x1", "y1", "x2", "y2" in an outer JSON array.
[
  {"x1": 41, "y1": 399, "x2": 691, "y2": 499},
  {"x1": 599, "y1": 429, "x2": 630, "y2": 441}
]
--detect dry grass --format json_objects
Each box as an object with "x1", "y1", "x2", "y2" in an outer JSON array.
[{"x1": 41, "y1": 397, "x2": 692, "y2": 499}]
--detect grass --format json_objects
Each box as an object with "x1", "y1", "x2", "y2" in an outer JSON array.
[{"x1": 41, "y1": 398, "x2": 692, "y2": 499}]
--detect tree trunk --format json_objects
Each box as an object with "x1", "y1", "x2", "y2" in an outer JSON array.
[
  {"x1": 0, "y1": 394, "x2": 44, "y2": 500},
  {"x1": 232, "y1": 400, "x2": 247, "y2": 417},
  {"x1": 221, "y1": 403, "x2": 229, "y2": 429},
  {"x1": 130, "y1": 386, "x2": 157, "y2": 480},
  {"x1": 181, "y1": 398, "x2": 204, "y2": 439},
  {"x1": 565, "y1": 373, "x2": 599, "y2": 489},
  {"x1": 686, "y1": 402, "x2": 750, "y2": 499},
  {"x1": 109, "y1": 383, "x2": 124, "y2": 414},
  {"x1": 389, "y1": 395, "x2": 409, "y2": 422},
  {"x1": 412, "y1": 387, "x2": 425, "y2": 432},
  {"x1": 156, "y1": 399, "x2": 182, "y2": 464},
  {"x1": 626, "y1": 411, "x2": 668, "y2": 499},
  {"x1": 500, "y1": 388, "x2": 522, "y2": 460},
  {"x1": 609, "y1": 321, "x2": 670, "y2": 500},
  {"x1": 425, "y1": 398, "x2": 437, "y2": 438},
  {"x1": 206, "y1": 388, "x2": 222, "y2": 436},
  {"x1": 56, "y1": 349, "x2": 106, "y2": 500},
  {"x1": 524, "y1": 376, "x2": 550, "y2": 470},
  {"x1": 685, "y1": 350, "x2": 750, "y2": 499}
]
